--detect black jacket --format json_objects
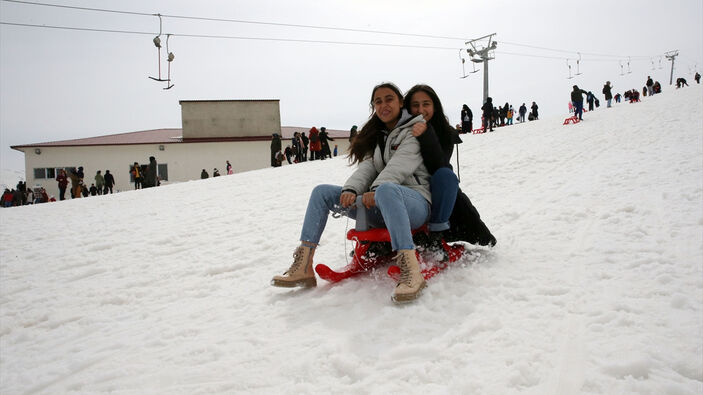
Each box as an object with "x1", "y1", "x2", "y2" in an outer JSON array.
[
  {"x1": 602, "y1": 84, "x2": 613, "y2": 100},
  {"x1": 416, "y1": 124, "x2": 496, "y2": 246},
  {"x1": 481, "y1": 100, "x2": 493, "y2": 117},
  {"x1": 416, "y1": 124, "x2": 460, "y2": 174},
  {"x1": 571, "y1": 88, "x2": 588, "y2": 103},
  {"x1": 104, "y1": 173, "x2": 115, "y2": 187}
]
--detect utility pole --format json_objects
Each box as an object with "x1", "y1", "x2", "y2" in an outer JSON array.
[
  {"x1": 665, "y1": 50, "x2": 679, "y2": 85},
  {"x1": 465, "y1": 33, "x2": 497, "y2": 104}
]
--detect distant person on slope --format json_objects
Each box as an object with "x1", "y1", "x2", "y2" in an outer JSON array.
[
  {"x1": 571, "y1": 85, "x2": 588, "y2": 121},
  {"x1": 460, "y1": 104, "x2": 473, "y2": 134},
  {"x1": 103, "y1": 170, "x2": 115, "y2": 194},
  {"x1": 144, "y1": 156, "x2": 158, "y2": 188},
  {"x1": 646, "y1": 76, "x2": 654, "y2": 96},
  {"x1": 271, "y1": 82, "x2": 431, "y2": 303},
  {"x1": 530, "y1": 102, "x2": 539, "y2": 120},
  {"x1": 695, "y1": 72, "x2": 701, "y2": 84},
  {"x1": 586, "y1": 91, "x2": 596, "y2": 111},
  {"x1": 95, "y1": 170, "x2": 105, "y2": 195},
  {"x1": 405, "y1": 84, "x2": 496, "y2": 259},
  {"x1": 519, "y1": 103, "x2": 527, "y2": 122},
  {"x1": 270, "y1": 133, "x2": 282, "y2": 167},
  {"x1": 481, "y1": 97, "x2": 494, "y2": 132},
  {"x1": 68, "y1": 168, "x2": 81, "y2": 198},
  {"x1": 602, "y1": 81, "x2": 613, "y2": 108},
  {"x1": 131, "y1": 162, "x2": 142, "y2": 189},
  {"x1": 56, "y1": 169, "x2": 68, "y2": 200}
]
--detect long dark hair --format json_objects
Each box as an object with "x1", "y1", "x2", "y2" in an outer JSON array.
[
  {"x1": 403, "y1": 84, "x2": 454, "y2": 144},
  {"x1": 348, "y1": 82, "x2": 403, "y2": 165}
]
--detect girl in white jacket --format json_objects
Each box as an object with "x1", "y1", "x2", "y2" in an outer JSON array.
[{"x1": 272, "y1": 82, "x2": 431, "y2": 303}]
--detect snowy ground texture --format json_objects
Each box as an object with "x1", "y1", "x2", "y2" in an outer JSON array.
[{"x1": 1, "y1": 86, "x2": 702, "y2": 394}]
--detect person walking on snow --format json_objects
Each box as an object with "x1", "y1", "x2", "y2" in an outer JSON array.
[
  {"x1": 481, "y1": 97, "x2": 494, "y2": 132},
  {"x1": 94, "y1": 170, "x2": 105, "y2": 195},
  {"x1": 646, "y1": 76, "x2": 654, "y2": 96},
  {"x1": 602, "y1": 81, "x2": 613, "y2": 108},
  {"x1": 56, "y1": 169, "x2": 68, "y2": 200},
  {"x1": 571, "y1": 85, "x2": 588, "y2": 121},
  {"x1": 103, "y1": 170, "x2": 115, "y2": 194}
]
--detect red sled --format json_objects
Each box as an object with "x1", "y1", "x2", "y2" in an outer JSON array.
[
  {"x1": 563, "y1": 116, "x2": 580, "y2": 125},
  {"x1": 314, "y1": 227, "x2": 464, "y2": 283}
]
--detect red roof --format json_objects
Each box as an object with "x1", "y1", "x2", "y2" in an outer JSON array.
[{"x1": 11, "y1": 126, "x2": 351, "y2": 150}]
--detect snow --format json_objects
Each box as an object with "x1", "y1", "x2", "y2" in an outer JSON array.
[
  {"x1": 1, "y1": 86, "x2": 702, "y2": 394},
  {"x1": 0, "y1": 168, "x2": 24, "y2": 192}
]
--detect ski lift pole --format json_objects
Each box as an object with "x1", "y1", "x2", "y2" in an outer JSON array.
[
  {"x1": 455, "y1": 142, "x2": 461, "y2": 183},
  {"x1": 164, "y1": 34, "x2": 175, "y2": 89},
  {"x1": 149, "y1": 14, "x2": 168, "y2": 82},
  {"x1": 459, "y1": 48, "x2": 467, "y2": 78}
]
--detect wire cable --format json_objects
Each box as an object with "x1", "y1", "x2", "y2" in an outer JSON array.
[
  {"x1": 0, "y1": 21, "x2": 460, "y2": 50},
  {"x1": 1, "y1": 0, "x2": 666, "y2": 60}
]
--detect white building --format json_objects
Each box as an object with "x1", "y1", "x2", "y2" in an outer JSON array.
[{"x1": 11, "y1": 99, "x2": 350, "y2": 198}]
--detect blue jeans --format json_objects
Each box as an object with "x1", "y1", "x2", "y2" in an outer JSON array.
[
  {"x1": 607, "y1": 99, "x2": 612, "y2": 108},
  {"x1": 300, "y1": 183, "x2": 430, "y2": 251},
  {"x1": 574, "y1": 101, "x2": 584, "y2": 120},
  {"x1": 428, "y1": 167, "x2": 459, "y2": 232}
]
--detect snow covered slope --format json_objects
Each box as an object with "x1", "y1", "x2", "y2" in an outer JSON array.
[{"x1": 1, "y1": 86, "x2": 702, "y2": 394}]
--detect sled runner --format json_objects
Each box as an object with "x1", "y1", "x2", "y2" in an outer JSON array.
[
  {"x1": 563, "y1": 116, "x2": 580, "y2": 125},
  {"x1": 314, "y1": 227, "x2": 465, "y2": 283}
]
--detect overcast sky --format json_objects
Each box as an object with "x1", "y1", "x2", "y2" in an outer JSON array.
[{"x1": 1, "y1": 0, "x2": 701, "y2": 171}]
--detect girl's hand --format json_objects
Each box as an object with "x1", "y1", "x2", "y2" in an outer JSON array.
[
  {"x1": 340, "y1": 191, "x2": 356, "y2": 208},
  {"x1": 362, "y1": 191, "x2": 375, "y2": 208},
  {"x1": 411, "y1": 122, "x2": 427, "y2": 137}
]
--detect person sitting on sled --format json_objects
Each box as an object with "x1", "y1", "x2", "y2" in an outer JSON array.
[
  {"x1": 271, "y1": 82, "x2": 431, "y2": 303},
  {"x1": 405, "y1": 84, "x2": 496, "y2": 255},
  {"x1": 404, "y1": 84, "x2": 461, "y2": 259}
]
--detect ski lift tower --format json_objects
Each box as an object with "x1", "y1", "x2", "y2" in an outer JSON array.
[
  {"x1": 665, "y1": 50, "x2": 679, "y2": 85},
  {"x1": 466, "y1": 33, "x2": 498, "y2": 104}
]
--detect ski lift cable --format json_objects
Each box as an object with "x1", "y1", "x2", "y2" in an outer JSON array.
[{"x1": 2, "y1": 0, "x2": 666, "y2": 61}]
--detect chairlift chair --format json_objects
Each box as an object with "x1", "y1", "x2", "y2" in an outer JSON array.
[
  {"x1": 574, "y1": 52, "x2": 582, "y2": 76},
  {"x1": 148, "y1": 14, "x2": 173, "y2": 87}
]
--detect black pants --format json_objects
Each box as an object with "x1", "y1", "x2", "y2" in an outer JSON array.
[{"x1": 59, "y1": 187, "x2": 66, "y2": 200}]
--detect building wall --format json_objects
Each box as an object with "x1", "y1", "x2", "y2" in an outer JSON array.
[
  {"x1": 180, "y1": 100, "x2": 281, "y2": 139},
  {"x1": 22, "y1": 138, "x2": 350, "y2": 198}
]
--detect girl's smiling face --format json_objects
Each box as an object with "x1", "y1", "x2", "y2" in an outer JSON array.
[
  {"x1": 409, "y1": 90, "x2": 434, "y2": 121},
  {"x1": 373, "y1": 87, "x2": 403, "y2": 129}
]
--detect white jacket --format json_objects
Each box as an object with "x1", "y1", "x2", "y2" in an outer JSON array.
[{"x1": 343, "y1": 111, "x2": 431, "y2": 203}]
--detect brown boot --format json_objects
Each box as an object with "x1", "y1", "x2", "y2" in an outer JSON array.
[
  {"x1": 271, "y1": 245, "x2": 317, "y2": 288},
  {"x1": 391, "y1": 249, "x2": 426, "y2": 303}
]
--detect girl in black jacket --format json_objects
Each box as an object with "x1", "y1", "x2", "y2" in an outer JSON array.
[{"x1": 404, "y1": 84, "x2": 496, "y2": 255}]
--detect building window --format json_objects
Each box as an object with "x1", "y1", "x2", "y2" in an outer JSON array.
[
  {"x1": 157, "y1": 163, "x2": 168, "y2": 181},
  {"x1": 46, "y1": 168, "x2": 56, "y2": 179},
  {"x1": 34, "y1": 168, "x2": 46, "y2": 179}
]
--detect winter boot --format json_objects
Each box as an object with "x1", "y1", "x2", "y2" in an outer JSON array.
[
  {"x1": 391, "y1": 249, "x2": 426, "y2": 303},
  {"x1": 422, "y1": 231, "x2": 449, "y2": 263},
  {"x1": 271, "y1": 244, "x2": 317, "y2": 288}
]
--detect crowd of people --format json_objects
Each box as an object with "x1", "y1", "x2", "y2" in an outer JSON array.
[
  {"x1": 2, "y1": 182, "x2": 52, "y2": 206},
  {"x1": 130, "y1": 156, "x2": 159, "y2": 190},
  {"x1": 1, "y1": 165, "x2": 118, "y2": 207},
  {"x1": 457, "y1": 99, "x2": 539, "y2": 134},
  {"x1": 270, "y1": 127, "x2": 340, "y2": 167},
  {"x1": 2, "y1": 155, "x2": 165, "y2": 207}
]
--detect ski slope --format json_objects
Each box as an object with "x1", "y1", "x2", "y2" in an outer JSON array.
[{"x1": 1, "y1": 86, "x2": 702, "y2": 394}]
